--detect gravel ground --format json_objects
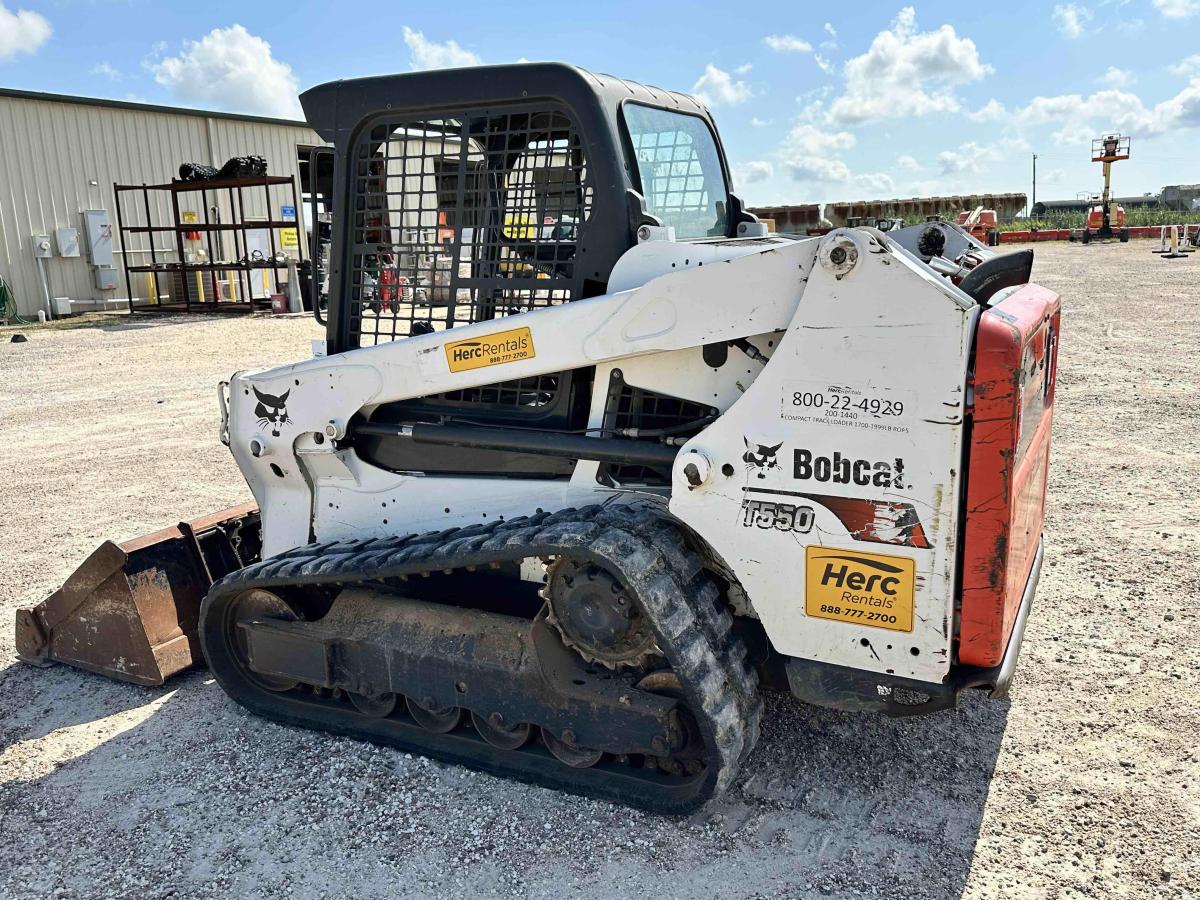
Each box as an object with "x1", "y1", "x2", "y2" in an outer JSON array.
[{"x1": 1, "y1": 240, "x2": 1197, "y2": 899}]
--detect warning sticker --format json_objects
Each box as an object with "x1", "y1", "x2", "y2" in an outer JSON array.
[
  {"x1": 445, "y1": 327, "x2": 535, "y2": 373},
  {"x1": 805, "y1": 546, "x2": 915, "y2": 632},
  {"x1": 782, "y1": 381, "x2": 913, "y2": 435}
]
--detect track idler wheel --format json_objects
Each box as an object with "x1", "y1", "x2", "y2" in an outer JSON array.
[
  {"x1": 224, "y1": 589, "x2": 300, "y2": 693},
  {"x1": 406, "y1": 697, "x2": 462, "y2": 733},
  {"x1": 540, "y1": 727, "x2": 603, "y2": 768},
  {"x1": 471, "y1": 711, "x2": 532, "y2": 750}
]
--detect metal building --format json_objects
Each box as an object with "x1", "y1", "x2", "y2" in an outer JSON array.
[{"x1": 0, "y1": 88, "x2": 324, "y2": 318}]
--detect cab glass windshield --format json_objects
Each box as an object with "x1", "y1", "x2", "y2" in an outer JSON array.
[{"x1": 622, "y1": 104, "x2": 729, "y2": 239}]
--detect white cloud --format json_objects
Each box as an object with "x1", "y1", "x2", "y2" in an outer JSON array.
[
  {"x1": 0, "y1": 2, "x2": 51, "y2": 62},
  {"x1": 750, "y1": 117, "x2": 773, "y2": 127},
  {"x1": 937, "y1": 141, "x2": 1003, "y2": 176},
  {"x1": 967, "y1": 98, "x2": 1008, "y2": 122},
  {"x1": 735, "y1": 63, "x2": 754, "y2": 75},
  {"x1": 402, "y1": 26, "x2": 481, "y2": 71},
  {"x1": 1050, "y1": 122, "x2": 1097, "y2": 145},
  {"x1": 1052, "y1": 4, "x2": 1092, "y2": 38},
  {"x1": 734, "y1": 160, "x2": 774, "y2": 187},
  {"x1": 1156, "y1": 78, "x2": 1200, "y2": 128},
  {"x1": 796, "y1": 84, "x2": 833, "y2": 110},
  {"x1": 1170, "y1": 54, "x2": 1200, "y2": 77},
  {"x1": 896, "y1": 154, "x2": 921, "y2": 171},
  {"x1": 1153, "y1": 0, "x2": 1198, "y2": 17},
  {"x1": 823, "y1": 22, "x2": 838, "y2": 45},
  {"x1": 780, "y1": 122, "x2": 856, "y2": 181},
  {"x1": 90, "y1": 61, "x2": 122, "y2": 81},
  {"x1": 1098, "y1": 66, "x2": 1135, "y2": 87},
  {"x1": 150, "y1": 25, "x2": 302, "y2": 119},
  {"x1": 692, "y1": 64, "x2": 752, "y2": 106},
  {"x1": 764, "y1": 34, "x2": 813, "y2": 53},
  {"x1": 827, "y1": 7, "x2": 991, "y2": 125},
  {"x1": 814, "y1": 54, "x2": 835, "y2": 75},
  {"x1": 853, "y1": 172, "x2": 896, "y2": 195},
  {"x1": 771, "y1": 117, "x2": 897, "y2": 196},
  {"x1": 1015, "y1": 78, "x2": 1200, "y2": 141}
]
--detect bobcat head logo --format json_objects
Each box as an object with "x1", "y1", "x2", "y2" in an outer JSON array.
[
  {"x1": 742, "y1": 438, "x2": 783, "y2": 479},
  {"x1": 253, "y1": 387, "x2": 290, "y2": 437}
]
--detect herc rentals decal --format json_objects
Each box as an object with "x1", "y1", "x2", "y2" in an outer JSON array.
[
  {"x1": 445, "y1": 327, "x2": 535, "y2": 373},
  {"x1": 805, "y1": 547, "x2": 915, "y2": 632}
]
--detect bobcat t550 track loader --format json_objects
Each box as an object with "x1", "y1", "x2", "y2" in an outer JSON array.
[{"x1": 17, "y1": 64, "x2": 1059, "y2": 813}]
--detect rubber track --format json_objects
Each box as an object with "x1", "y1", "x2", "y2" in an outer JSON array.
[{"x1": 201, "y1": 498, "x2": 763, "y2": 812}]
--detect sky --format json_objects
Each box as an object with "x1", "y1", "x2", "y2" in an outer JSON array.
[{"x1": 2, "y1": 0, "x2": 1199, "y2": 208}]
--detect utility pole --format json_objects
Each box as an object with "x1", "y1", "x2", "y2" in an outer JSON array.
[{"x1": 1031, "y1": 153, "x2": 1037, "y2": 217}]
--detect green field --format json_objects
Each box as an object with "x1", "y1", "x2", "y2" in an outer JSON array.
[{"x1": 999, "y1": 208, "x2": 1200, "y2": 231}]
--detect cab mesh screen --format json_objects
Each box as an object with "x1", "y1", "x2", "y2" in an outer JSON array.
[{"x1": 349, "y1": 105, "x2": 593, "y2": 347}]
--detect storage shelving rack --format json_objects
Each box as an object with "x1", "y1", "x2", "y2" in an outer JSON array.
[{"x1": 113, "y1": 175, "x2": 304, "y2": 313}]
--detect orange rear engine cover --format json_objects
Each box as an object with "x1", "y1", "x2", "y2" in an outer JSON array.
[{"x1": 960, "y1": 285, "x2": 1061, "y2": 666}]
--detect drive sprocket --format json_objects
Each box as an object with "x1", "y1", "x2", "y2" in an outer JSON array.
[{"x1": 544, "y1": 556, "x2": 660, "y2": 670}]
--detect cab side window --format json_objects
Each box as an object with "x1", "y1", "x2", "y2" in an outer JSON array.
[{"x1": 623, "y1": 104, "x2": 729, "y2": 239}]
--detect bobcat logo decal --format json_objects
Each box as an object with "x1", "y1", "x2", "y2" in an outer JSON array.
[
  {"x1": 253, "y1": 387, "x2": 291, "y2": 437},
  {"x1": 743, "y1": 438, "x2": 783, "y2": 479}
]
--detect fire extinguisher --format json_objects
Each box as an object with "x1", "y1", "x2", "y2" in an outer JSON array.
[{"x1": 379, "y1": 265, "x2": 396, "y2": 312}]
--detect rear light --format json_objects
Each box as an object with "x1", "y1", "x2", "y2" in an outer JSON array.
[{"x1": 959, "y1": 285, "x2": 1061, "y2": 666}]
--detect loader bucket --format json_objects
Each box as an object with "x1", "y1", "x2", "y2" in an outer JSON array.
[{"x1": 14, "y1": 503, "x2": 261, "y2": 686}]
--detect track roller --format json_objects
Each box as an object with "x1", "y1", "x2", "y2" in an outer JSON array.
[
  {"x1": 471, "y1": 712, "x2": 532, "y2": 750},
  {"x1": 541, "y1": 727, "x2": 603, "y2": 768},
  {"x1": 349, "y1": 692, "x2": 398, "y2": 717},
  {"x1": 407, "y1": 698, "x2": 462, "y2": 733}
]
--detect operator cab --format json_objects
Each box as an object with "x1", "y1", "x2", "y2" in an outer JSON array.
[
  {"x1": 301, "y1": 64, "x2": 758, "y2": 480},
  {"x1": 300, "y1": 63, "x2": 756, "y2": 354}
]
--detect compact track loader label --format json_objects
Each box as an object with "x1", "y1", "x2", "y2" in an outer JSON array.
[
  {"x1": 781, "y1": 381, "x2": 913, "y2": 436},
  {"x1": 740, "y1": 499, "x2": 814, "y2": 533},
  {"x1": 445, "y1": 327, "x2": 535, "y2": 372},
  {"x1": 805, "y1": 547, "x2": 915, "y2": 632}
]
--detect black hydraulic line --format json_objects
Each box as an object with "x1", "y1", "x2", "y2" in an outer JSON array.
[
  {"x1": 730, "y1": 338, "x2": 769, "y2": 365},
  {"x1": 355, "y1": 421, "x2": 681, "y2": 468},
  {"x1": 439, "y1": 414, "x2": 716, "y2": 438}
]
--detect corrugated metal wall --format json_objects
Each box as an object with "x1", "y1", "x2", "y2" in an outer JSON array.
[{"x1": 0, "y1": 93, "x2": 323, "y2": 316}]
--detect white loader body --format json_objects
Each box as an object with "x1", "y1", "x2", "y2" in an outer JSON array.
[{"x1": 223, "y1": 227, "x2": 976, "y2": 684}]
